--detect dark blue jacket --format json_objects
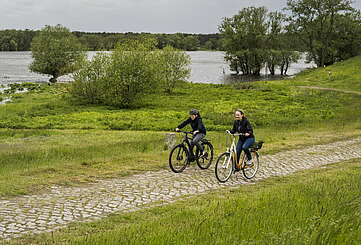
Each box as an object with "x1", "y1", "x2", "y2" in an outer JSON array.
[
  {"x1": 230, "y1": 117, "x2": 254, "y2": 140},
  {"x1": 178, "y1": 117, "x2": 206, "y2": 135}
]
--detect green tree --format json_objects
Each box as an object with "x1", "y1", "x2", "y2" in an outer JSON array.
[
  {"x1": 333, "y1": 11, "x2": 361, "y2": 61},
  {"x1": 266, "y1": 12, "x2": 285, "y2": 75},
  {"x1": 266, "y1": 11, "x2": 301, "y2": 75},
  {"x1": 219, "y1": 7, "x2": 269, "y2": 75},
  {"x1": 286, "y1": 0, "x2": 361, "y2": 67},
  {"x1": 183, "y1": 36, "x2": 200, "y2": 51},
  {"x1": 29, "y1": 25, "x2": 86, "y2": 83},
  {"x1": 158, "y1": 46, "x2": 191, "y2": 93}
]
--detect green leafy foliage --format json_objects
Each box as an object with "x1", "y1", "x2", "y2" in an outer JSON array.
[
  {"x1": 157, "y1": 46, "x2": 191, "y2": 93},
  {"x1": 219, "y1": 7, "x2": 300, "y2": 76},
  {"x1": 286, "y1": 0, "x2": 361, "y2": 67},
  {"x1": 29, "y1": 25, "x2": 86, "y2": 82},
  {"x1": 70, "y1": 39, "x2": 190, "y2": 107}
]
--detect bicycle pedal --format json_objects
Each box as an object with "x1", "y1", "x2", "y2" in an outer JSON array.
[{"x1": 244, "y1": 163, "x2": 254, "y2": 168}]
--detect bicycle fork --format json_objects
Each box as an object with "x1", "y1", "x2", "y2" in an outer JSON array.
[
  {"x1": 176, "y1": 146, "x2": 184, "y2": 161},
  {"x1": 222, "y1": 150, "x2": 233, "y2": 169}
]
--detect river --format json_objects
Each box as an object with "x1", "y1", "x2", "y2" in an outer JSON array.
[{"x1": 0, "y1": 51, "x2": 314, "y2": 85}]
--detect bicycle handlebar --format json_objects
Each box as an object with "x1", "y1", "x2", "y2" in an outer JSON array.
[
  {"x1": 225, "y1": 130, "x2": 246, "y2": 136},
  {"x1": 175, "y1": 130, "x2": 193, "y2": 134}
]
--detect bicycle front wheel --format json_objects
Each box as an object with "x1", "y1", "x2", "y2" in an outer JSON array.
[
  {"x1": 215, "y1": 152, "x2": 233, "y2": 183},
  {"x1": 242, "y1": 151, "x2": 259, "y2": 179},
  {"x1": 196, "y1": 142, "x2": 214, "y2": 169},
  {"x1": 169, "y1": 144, "x2": 189, "y2": 173}
]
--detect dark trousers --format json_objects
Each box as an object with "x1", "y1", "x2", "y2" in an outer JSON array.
[
  {"x1": 191, "y1": 133, "x2": 205, "y2": 154},
  {"x1": 236, "y1": 137, "x2": 255, "y2": 163}
]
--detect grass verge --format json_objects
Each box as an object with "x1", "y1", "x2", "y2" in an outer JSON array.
[{"x1": 5, "y1": 158, "x2": 361, "y2": 245}]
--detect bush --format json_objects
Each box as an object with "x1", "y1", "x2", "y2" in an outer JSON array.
[
  {"x1": 70, "y1": 39, "x2": 191, "y2": 107},
  {"x1": 103, "y1": 38, "x2": 160, "y2": 107},
  {"x1": 157, "y1": 46, "x2": 191, "y2": 93},
  {"x1": 70, "y1": 52, "x2": 111, "y2": 104}
]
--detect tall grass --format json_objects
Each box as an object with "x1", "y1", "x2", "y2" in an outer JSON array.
[{"x1": 0, "y1": 130, "x2": 167, "y2": 196}]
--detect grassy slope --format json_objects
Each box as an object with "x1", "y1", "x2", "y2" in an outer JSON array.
[{"x1": 288, "y1": 55, "x2": 361, "y2": 92}]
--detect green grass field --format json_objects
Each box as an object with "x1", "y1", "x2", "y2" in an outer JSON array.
[
  {"x1": 0, "y1": 56, "x2": 361, "y2": 198},
  {"x1": 0, "y1": 55, "x2": 361, "y2": 244}
]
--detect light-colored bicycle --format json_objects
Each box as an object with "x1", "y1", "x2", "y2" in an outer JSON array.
[{"x1": 215, "y1": 131, "x2": 263, "y2": 183}]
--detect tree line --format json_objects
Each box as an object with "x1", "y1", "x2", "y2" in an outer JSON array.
[
  {"x1": 219, "y1": 0, "x2": 361, "y2": 76},
  {"x1": 0, "y1": 29, "x2": 222, "y2": 51}
]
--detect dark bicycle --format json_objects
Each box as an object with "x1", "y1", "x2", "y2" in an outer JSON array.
[{"x1": 169, "y1": 131, "x2": 214, "y2": 173}]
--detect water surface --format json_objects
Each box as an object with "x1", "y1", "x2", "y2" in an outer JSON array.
[{"x1": 0, "y1": 51, "x2": 314, "y2": 84}]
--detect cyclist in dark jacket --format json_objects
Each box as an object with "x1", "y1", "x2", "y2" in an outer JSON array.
[
  {"x1": 228, "y1": 109, "x2": 255, "y2": 168},
  {"x1": 176, "y1": 109, "x2": 206, "y2": 156}
]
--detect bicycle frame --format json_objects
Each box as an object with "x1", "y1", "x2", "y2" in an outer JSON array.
[
  {"x1": 224, "y1": 132, "x2": 243, "y2": 169},
  {"x1": 216, "y1": 131, "x2": 260, "y2": 182},
  {"x1": 178, "y1": 131, "x2": 197, "y2": 158}
]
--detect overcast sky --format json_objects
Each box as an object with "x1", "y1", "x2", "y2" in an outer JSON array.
[{"x1": 1, "y1": 0, "x2": 361, "y2": 33}]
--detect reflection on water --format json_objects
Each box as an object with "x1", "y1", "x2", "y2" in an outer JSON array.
[{"x1": 0, "y1": 51, "x2": 314, "y2": 85}]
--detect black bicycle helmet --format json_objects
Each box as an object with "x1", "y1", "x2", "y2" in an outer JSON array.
[{"x1": 189, "y1": 109, "x2": 199, "y2": 115}]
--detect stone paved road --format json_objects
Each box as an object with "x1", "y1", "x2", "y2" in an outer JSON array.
[{"x1": 1, "y1": 137, "x2": 361, "y2": 240}]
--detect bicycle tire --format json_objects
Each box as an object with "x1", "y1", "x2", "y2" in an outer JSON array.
[
  {"x1": 241, "y1": 151, "x2": 259, "y2": 179},
  {"x1": 169, "y1": 144, "x2": 189, "y2": 173},
  {"x1": 215, "y1": 152, "x2": 233, "y2": 183},
  {"x1": 196, "y1": 142, "x2": 214, "y2": 169}
]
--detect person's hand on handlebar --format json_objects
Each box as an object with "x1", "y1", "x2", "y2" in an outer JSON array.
[
  {"x1": 193, "y1": 130, "x2": 199, "y2": 135},
  {"x1": 245, "y1": 133, "x2": 250, "y2": 136},
  {"x1": 175, "y1": 128, "x2": 180, "y2": 132}
]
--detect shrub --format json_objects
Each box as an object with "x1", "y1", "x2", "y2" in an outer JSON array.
[
  {"x1": 71, "y1": 52, "x2": 111, "y2": 104},
  {"x1": 157, "y1": 46, "x2": 191, "y2": 93},
  {"x1": 70, "y1": 39, "x2": 191, "y2": 107}
]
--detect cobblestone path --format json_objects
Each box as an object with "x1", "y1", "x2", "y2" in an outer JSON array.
[{"x1": 1, "y1": 137, "x2": 361, "y2": 240}]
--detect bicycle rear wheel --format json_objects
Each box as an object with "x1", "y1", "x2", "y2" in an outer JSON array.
[
  {"x1": 215, "y1": 152, "x2": 233, "y2": 183},
  {"x1": 169, "y1": 144, "x2": 189, "y2": 173},
  {"x1": 241, "y1": 151, "x2": 259, "y2": 179},
  {"x1": 196, "y1": 142, "x2": 214, "y2": 169}
]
